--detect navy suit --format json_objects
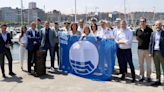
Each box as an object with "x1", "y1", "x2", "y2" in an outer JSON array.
[
  {"x1": 0, "y1": 32, "x2": 14, "y2": 75},
  {"x1": 149, "y1": 30, "x2": 164, "y2": 57},
  {"x1": 0, "y1": 35, "x2": 5, "y2": 54},
  {"x1": 26, "y1": 29, "x2": 41, "y2": 52},
  {"x1": 26, "y1": 29, "x2": 41, "y2": 73}
]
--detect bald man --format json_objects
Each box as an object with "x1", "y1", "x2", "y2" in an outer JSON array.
[
  {"x1": 26, "y1": 22, "x2": 41, "y2": 74},
  {"x1": 149, "y1": 20, "x2": 164, "y2": 86}
]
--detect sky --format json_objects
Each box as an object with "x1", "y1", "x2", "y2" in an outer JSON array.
[{"x1": 0, "y1": 0, "x2": 163, "y2": 14}]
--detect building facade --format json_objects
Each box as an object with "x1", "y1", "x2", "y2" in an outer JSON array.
[{"x1": 0, "y1": 7, "x2": 18, "y2": 23}]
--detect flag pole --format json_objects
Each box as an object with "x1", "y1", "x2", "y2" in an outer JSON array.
[
  {"x1": 74, "y1": 0, "x2": 77, "y2": 22},
  {"x1": 21, "y1": 0, "x2": 23, "y2": 26}
]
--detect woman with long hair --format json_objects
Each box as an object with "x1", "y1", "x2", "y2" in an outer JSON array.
[
  {"x1": 91, "y1": 23, "x2": 98, "y2": 36},
  {"x1": 18, "y1": 25, "x2": 27, "y2": 71}
]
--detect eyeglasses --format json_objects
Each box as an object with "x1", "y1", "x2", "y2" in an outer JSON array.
[{"x1": 140, "y1": 21, "x2": 145, "y2": 22}]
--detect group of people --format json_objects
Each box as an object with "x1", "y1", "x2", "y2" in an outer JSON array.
[
  {"x1": 19, "y1": 20, "x2": 60, "y2": 74},
  {"x1": 0, "y1": 17, "x2": 164, "y2": 86},
  {"x1": 115, "y1": 17, "x2": 164, "y2": 86}
]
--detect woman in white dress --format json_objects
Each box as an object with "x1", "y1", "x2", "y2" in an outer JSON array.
[{"x1": 18, "y1": 26, "x2": 27, "y2": 71}]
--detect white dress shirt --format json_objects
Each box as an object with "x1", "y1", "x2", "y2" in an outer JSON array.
[
  {"x1": 2, "y1": 32, "x2": 7, "y2": 42},
  {"x1": 115, "y1": 28, "x2": 133, "y2": 49},
  {"x1": 32, "y1": 30, "x2": 35, "y2": 37},
  {"x1": 154, "y1": 30, "x2": 161, "y2": 50},
  {"x1": 113, "y1": 27, "x2": 120, "y2": 38}
]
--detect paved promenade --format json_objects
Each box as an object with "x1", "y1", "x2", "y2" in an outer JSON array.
[{"x1": 0, "y1": 62, "x2": 163, "y2": 92}]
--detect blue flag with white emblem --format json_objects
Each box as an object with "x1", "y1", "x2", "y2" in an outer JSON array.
[{"x1": 59, "y1": 35, "x2": 117, "y2": 81}]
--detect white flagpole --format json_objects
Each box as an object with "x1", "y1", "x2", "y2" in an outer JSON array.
[
  {"x1": 74, "y1": 0, "x2": 77, "y2": 22},
  {"x1": 124, "y1": 0, "x2": 127, "y2": 21},
  {"x1": 21, "y1": 0, "x2": 23, "y2": 26}
]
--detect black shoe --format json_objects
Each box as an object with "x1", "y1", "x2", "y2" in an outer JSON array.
[
  {"x1": 151, "y1": 81, "x2": 161, "y2": 86},
  {"x1": 2, "y1": 74, "x2": 6, "y2": 78},
  {"x1": 120, "y1": 74, "x2": 125, "y2": 80},
  {"x1": 146, "y1": 78, "x2": 152, "y2": 82},
  {"x1": 131, "y1": 79, "x2": 136, "y2": 83},
  {"x1": 9, "y1": 72, "x2": 16, "y2": 76},
  {"x1": 50, "y1": 67, "x2": 55, "y2": 71},
  {"x1": 33, "y1": 72, "x2": 39, "y2": 77},
  {"x1": 139, "y1": 77, "x2": 145, "y2": 82}
]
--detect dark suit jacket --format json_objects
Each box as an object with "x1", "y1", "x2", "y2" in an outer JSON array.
[
  {"x1": 149, "y1": 30, "x2": 164, "y2": 57},
  {"x1": 26, "y1": 29, "x2": 41, "y2": 52},
  {"x1": 0, "y1": 32, "x2": 13, "y2": 54}
]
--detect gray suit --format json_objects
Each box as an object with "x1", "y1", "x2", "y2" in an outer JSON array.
[
  {"x1": 40, "y1": 27, "x2": 58, "y2": 68},
  {"x1": 149, "y1": 30, "x2": 164, "y2": 56},
  {"x1": 148, "y1": 30, "x2": 164, "y2": 81},
  {"x1": 40, "y1": 28, "x2": 58, "y2": 48}
]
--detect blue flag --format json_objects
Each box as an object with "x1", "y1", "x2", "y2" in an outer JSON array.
[{"x1": 59, "y1": 35, "x2": 117, "y2": 81}]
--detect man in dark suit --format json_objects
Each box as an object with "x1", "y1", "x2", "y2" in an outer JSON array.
[
  {"x1": 0, "y1": 24, "x2": 16, "y2": 78},
  {"x1": 26, "y1": 22, "x2": 41, "y2": 73},
  {"x1": 149, "y1": 20, "x2": 164, "y2": 86},
  {"x1": 54, "y1": 22, "x2": 60, "y2": 69}
]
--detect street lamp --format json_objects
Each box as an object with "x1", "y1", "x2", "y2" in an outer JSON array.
[
  {"x1": 74, "y1": 0, "x2": 77, "y2": 22},
  {"x1": 124, "y1": 0, "x2": 127, "y2": 21}
]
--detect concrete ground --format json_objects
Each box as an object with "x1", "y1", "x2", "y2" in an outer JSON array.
[{"x1": 0, "y1": 62, "x2": 164, "y2": 92}]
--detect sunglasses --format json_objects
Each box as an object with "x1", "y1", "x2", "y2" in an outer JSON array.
[{"x1": 64, "y1": 23, "x2": 70, "y2": 25}]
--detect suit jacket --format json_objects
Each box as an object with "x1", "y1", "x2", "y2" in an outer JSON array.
[
  {"x1": 26, "y1": 28, "x2": 41, "y2": 52},
  {"x1": 149, "y1": 30, "x2": 164, "y2": 57},
  {"x1": 0, "y1": 32, "x2": 13, "y2": 54},
  {"x1": 54, "y1": 29, "x2": 60, "y2": 43},
  {"x1": 40, "y1": 28, "x2": 58, "y2": 48}
]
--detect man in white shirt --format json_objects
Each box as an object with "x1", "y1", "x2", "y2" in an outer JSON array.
[
  {"x1": 0, "y1": 24, "x2": 16, "y2": 78},
  {"x1": 115, "y1": 20, "x2": 136, "y2": 82},
  {"x1": 53, "y1": 22, "x2": 60, "y2": 68}
]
